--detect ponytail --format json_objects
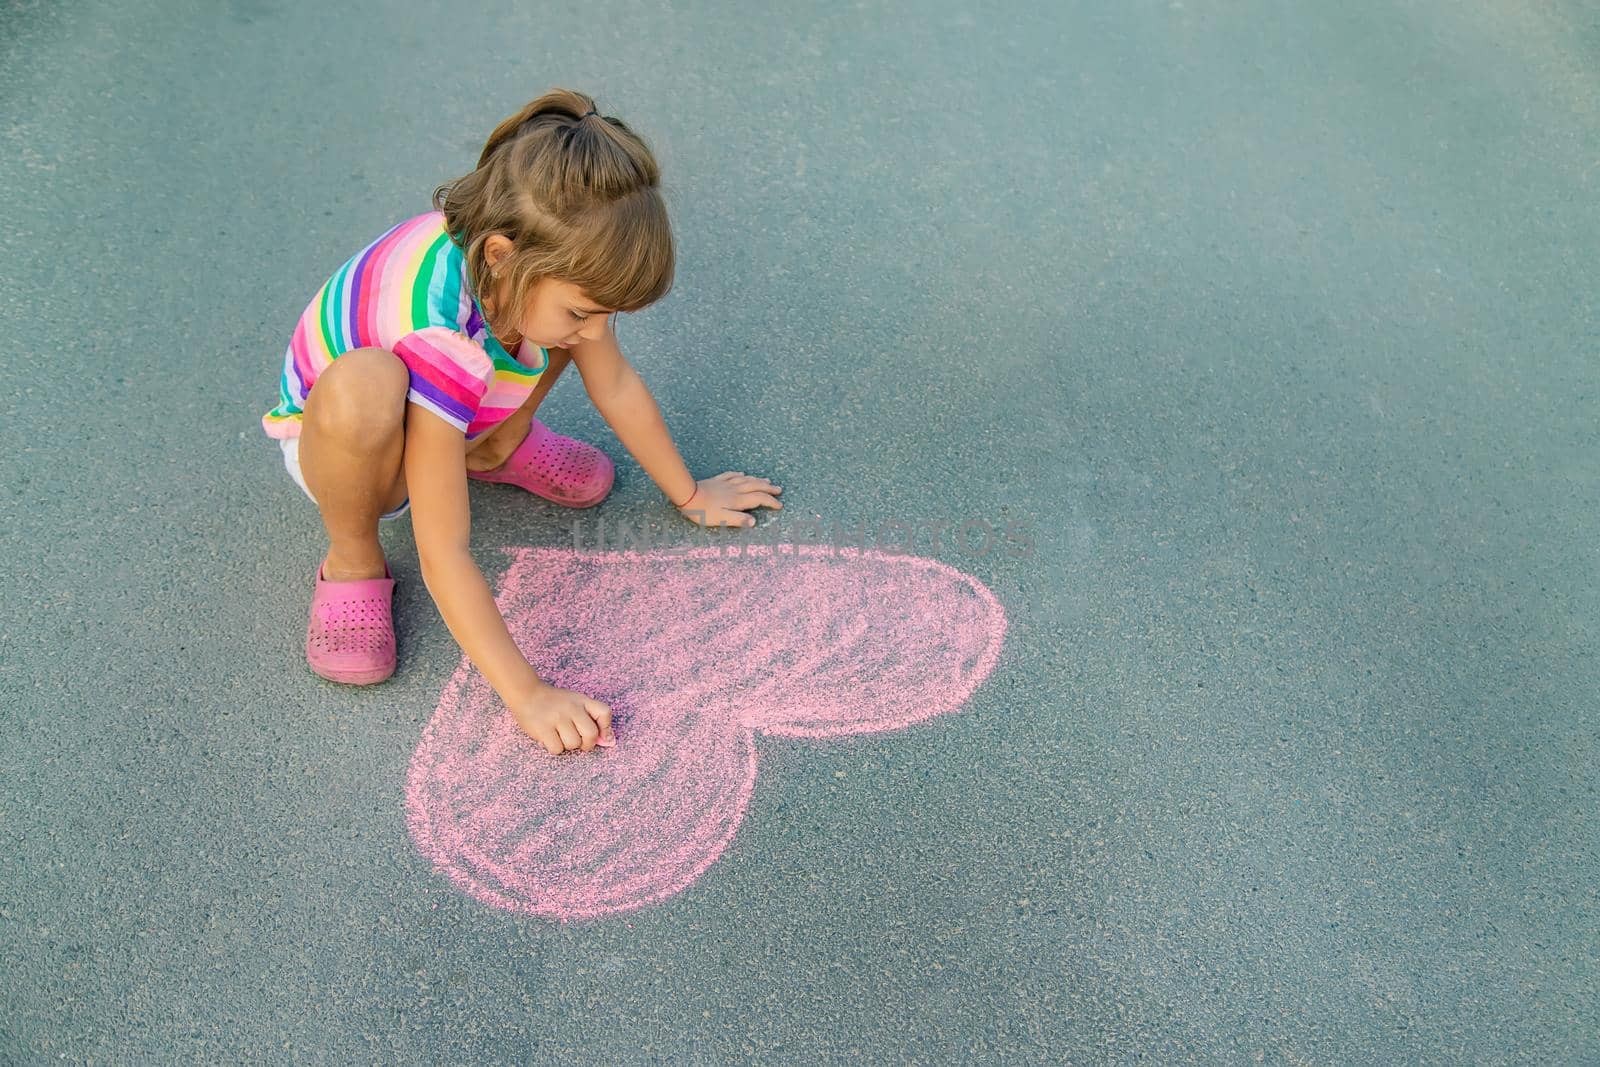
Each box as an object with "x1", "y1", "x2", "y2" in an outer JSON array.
[
  {"x1": 476, "y1": 88, "x2": 593, "y2": 167},
  {"x1": 433, "y1": 87, "x2": 673, "y2": 320}
]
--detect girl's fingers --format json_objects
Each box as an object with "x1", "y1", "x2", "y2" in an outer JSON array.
[
  {"x1": 738, "y1": 492, "x2": 782, "y2": 509},
  {"x1": 684, "y1": 503, "x2": 757, "y2": 528},
  {"x1": 535, "y1": 726, "x2": 564, "y2": 756},
  {"x1": 585, "y1": 701, "x2": 616, "y2": 747},
  {"x1": 556, "y1": 720, "x2": 582, "y2": 752},
  {"x1": 736, "y1": 478, "x2": 781, "y2": 493},
  {"x1": 571, "y1": 714, "x2": 600, "y2": 752}
]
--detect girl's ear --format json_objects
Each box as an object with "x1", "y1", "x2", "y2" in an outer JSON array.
[{"x1": 484, "y1": 233, "x2": 514, "y2": 270}]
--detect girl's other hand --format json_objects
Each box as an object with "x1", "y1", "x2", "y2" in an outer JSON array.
[
  {"x1": 510, "y1": 683, "x2": 617, "y2": 754},
  {"x1": 676, "y1": 472, "x2": 783, "y2": 528}
]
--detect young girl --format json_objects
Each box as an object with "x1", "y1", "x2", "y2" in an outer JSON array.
[{"x1": 261, "y1": 88, "x2": 783, "y2": 756}]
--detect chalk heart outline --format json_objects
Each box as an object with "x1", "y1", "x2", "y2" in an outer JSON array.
[{"x1": 404, "y1": 544, "x2": 1008, "y2": 921}]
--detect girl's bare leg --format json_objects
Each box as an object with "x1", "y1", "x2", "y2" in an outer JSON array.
[
  {"x1": 464, "y1": 345, "x2": 574, "y2": 471},
  {"x1": 297, "y1": 347, "x2": 411, "y2": 582}
]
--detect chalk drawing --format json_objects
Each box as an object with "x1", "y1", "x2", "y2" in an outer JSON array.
[{"x1": 404, "y1": 543, "x2": 1008, "y2": 920}]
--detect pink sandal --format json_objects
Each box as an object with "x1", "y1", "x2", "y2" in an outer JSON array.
[
  {"x1": 305, "y1": 557, "x2": 397, "y2": 685},
  {"x1": 466, "y1": 417, "x2": 615, "y2": 508}
]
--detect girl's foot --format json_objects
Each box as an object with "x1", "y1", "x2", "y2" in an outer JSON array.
[
  {"x1": 466, "y1": 417, "x2": 614, "y2": 508},
  {"x1": 319, "y1": 551, "x2": 391, "y2": 582},
  {"x1": 305, "y1": 555, "x2": 398, "y2": 685}
]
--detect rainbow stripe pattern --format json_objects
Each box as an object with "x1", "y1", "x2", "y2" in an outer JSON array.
[{"x1": 261, "y1": 211, "x2": 549, "y2": 442}]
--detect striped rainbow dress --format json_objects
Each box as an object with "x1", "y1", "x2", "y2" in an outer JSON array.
[{"x1": 261, "y1": 211, "x2": 548, "y2": 442}]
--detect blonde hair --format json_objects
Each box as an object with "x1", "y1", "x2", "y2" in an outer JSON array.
[{"x1": 432, "y1": 88, "x2": 674, "y2": 336}]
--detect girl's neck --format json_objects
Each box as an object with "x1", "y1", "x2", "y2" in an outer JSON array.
[{"x1": 480, "y1": 290, "x2": 522, "y2": 350}]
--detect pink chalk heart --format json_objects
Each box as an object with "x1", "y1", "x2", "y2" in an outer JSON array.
[{"x1": 404, "y1": 544, "x2": 1008, "y2": 920}]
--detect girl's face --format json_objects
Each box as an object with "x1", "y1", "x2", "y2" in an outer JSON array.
[
  {"x1": 483, "y1": 236, "x2": 615, "y2": 351},
  {"x1": 517, "y1": 276, "x2": 616, "y2": 351}
]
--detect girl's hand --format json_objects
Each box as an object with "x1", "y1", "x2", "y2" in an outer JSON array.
[
  {"x1": 675, "y1": 472, "x2": 783, "y2": 528},
  {"x1": 509, "y1": 683, "x2": 617, "y2": 754}
]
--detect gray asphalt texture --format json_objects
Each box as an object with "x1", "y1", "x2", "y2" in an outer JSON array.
[{"x1": 2, "y1": 0, "x2": 1596, "y2": 1061}]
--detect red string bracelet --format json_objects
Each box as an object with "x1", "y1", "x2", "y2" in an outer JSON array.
[{"x1": 671, "y1": 485, "x2": 700, "y2": 509}]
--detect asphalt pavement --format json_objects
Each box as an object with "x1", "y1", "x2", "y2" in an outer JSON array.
[{"x1": 1, "y1": 0, "x2": 1596, "y2": 1061}]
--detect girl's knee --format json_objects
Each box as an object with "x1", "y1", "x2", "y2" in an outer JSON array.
[{"x1": 304, "y1": 347, "x2": 409, "y2": 437}]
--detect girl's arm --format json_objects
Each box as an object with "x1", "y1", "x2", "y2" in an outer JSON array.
[
  {"x1": 568, "y1": 328, "x2": 783, "y2": 524},
  {"x1": 404, "y1": 404, "x2": 546, "y2": 703},
  {"x1": 403, "y1": 404, "x2": 615, "y2": 752},
  {"x1": 566, "y1": 327, "x2": 696, "y2": 507}
]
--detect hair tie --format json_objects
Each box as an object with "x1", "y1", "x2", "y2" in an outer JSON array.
[{"x1": 581, "y1": 109, "x2": 598, "y2": 118}]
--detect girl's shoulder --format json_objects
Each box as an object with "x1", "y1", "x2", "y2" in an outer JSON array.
[
  {"x1": 336, "y1": 210, "x2": 478, "y2": 344},
  {"x1": 348, "y1": 210, "x2": 454, "y2": 263},
  {"x1": 373, "y1": 209, "x2": 454, "y2": 259},
  {"x1": 391, "y1": 211, "x2": 464, "y2": 288}
]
